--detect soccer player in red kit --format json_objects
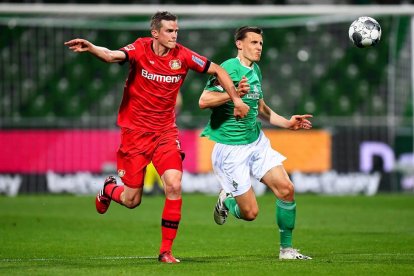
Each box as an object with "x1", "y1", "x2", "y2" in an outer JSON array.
[{"x1": 64, "y1": 11, "x2": 249, "y2": 263}]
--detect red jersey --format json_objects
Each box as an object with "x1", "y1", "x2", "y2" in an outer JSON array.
[{"x1": 118, "y1": 37, "x2": 210, "y2": 131}]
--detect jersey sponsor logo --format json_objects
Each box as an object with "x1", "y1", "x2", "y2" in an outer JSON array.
[
  {"x1": 246, "y1": 93, "x2": 260, "y2": 99},
  {"x1": 123, "y1": 44, "x2": 135, "y2": 51},
  {"x1": 169, "y1": 59, "x2": 182, "y2": 70},
  {"x1": 141, "y1": 69, "x2": 181, "y2": 83},
  {"x1": 245, "y1": 85, "x2": 260, "y2": 99},
  {"x1": 192, "y1": 55, "x2": 205, "y2": 68}
]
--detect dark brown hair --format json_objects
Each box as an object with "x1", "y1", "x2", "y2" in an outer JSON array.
[
  {"x1": 150, "y1": 11, "x2": 178, "y2": 31},
  {"x1": 234, "y1": 26, "x2": 263, "y2": 42}
]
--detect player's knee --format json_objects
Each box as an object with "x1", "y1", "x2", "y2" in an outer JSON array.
[
  {"x1": 170, "y1": 181, "x2": 182, "y2": 193},
  {"x1": 123, "y1": 197, "x2": 141, "y2": 209},
  {"x1": 279, "y1": 181, "x2": 295, "y2": 201},
  {"x1": 162, "y1": 171, "x2": 182, "y2": 198},
  {"x1": 164, "y1": 180, "x2": 182, "y2": 198},
  {"x1": 243, "y1": 208, "x2": 259, "y2": 221}
]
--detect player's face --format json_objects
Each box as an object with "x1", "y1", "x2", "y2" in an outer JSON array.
[
  {"x1": 239, "y1": 32, "x2": 263, "y2": 63},
  {"x1": 154, "y1": 20, "x2": 179, "y2": 49}
]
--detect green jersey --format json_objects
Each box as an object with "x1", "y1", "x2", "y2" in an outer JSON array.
[{"x1": 201, "y1": 57, "x2": 263, "y2": 145}]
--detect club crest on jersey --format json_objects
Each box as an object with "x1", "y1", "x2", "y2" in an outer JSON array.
[
  {"x1": 169, "y1": 59, "x2": 182, "y2": 70},
  {"x1": 118, "y1": 169, "x2": 126, "y2": 178}
]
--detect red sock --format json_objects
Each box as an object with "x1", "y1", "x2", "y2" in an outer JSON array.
[
  {"x1": 160, "y1": 198, "x2": 182, "y2": 254},
  {"x1": 104, "y1": 184, "x2": 124, "y2": 204}
]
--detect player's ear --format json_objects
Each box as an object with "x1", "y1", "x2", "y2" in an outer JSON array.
[
  {"x1": 236, "y1": 40, "x2": 242, "y2": 50},
  {"x1": 151, "y1": 29, "x2": 159, "y2": 39}
]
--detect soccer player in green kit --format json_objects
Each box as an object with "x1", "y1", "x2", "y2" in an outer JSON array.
[{"x1": 199, "y1": 26, "x2": 313, "y2": 260}]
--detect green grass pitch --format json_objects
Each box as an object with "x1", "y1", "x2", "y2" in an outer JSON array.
[{"x1": 1, "y1": 193, "x2": 413, "y2": 275}]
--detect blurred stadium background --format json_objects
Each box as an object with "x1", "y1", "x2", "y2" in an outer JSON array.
[{"x1": 0, "y1": 1, "x2": 413, "y2": 196}]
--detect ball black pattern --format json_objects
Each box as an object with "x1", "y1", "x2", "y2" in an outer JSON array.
[{"x1": 349, "y1": 17, "x2": 382, "y2": 48}]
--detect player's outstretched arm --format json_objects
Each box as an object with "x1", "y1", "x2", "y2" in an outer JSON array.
[
  {"x1": 199, "y1": 76, "x2": 249, "y2": 109},
  {"x1": 64, "y1": 38, "x2": 126, "y2": 63},
  {"x1": 258, "y1": 99, "x2": 313, "y2": 130},
  {"x1": 206, "y1": 63, "x2": 249, "y2": 118}
]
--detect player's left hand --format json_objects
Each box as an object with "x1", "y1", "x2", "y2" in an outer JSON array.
[
  {"x1": 288, "y1": 114, "x2": 313, "y2": 130},
  {"x1": 237, "y1": 76, "x2": 250, "y2": 97}
]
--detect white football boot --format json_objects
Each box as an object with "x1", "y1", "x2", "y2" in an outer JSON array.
[
  {"x1": 213, "y1": 189, "x2": 229, "y2": 225},
  {"x1": 279, "y1": 248, "x2": 312, "y2": 260}
]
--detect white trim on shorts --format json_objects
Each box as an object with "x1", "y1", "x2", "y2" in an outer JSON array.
[{"x1": 212, "y1": 131, "x2": 286, "y2": 197}]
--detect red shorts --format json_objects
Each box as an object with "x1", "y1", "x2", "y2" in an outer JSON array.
[{"x1": 116, "y1": 127, "x2": 184, "y2": 188}]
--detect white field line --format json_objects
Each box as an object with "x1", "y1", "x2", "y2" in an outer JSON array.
[
  {"x1": 1, "y1": 253, "x2": 414, "y2": 262},
  {"x1": 334, "y1": 253, "x2": 414, "y2": 256}
]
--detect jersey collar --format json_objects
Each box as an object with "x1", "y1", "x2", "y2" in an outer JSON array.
[{"x1": 236, "y1": 57, "x2": 254, "y2": 69}]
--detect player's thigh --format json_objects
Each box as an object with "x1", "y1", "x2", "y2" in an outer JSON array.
[
  {"x1": 250, "y1": 132, "x2": 286, "y2": 182},
  {"x1": 152, "y1": 128, "x2": 184, "y2": 177},
  {"x1": 261, "y1": 165, "x2": 294, "y2": 200},
  {"x1": 117, "y1": 128, "x2": 154, "y2": 188},
  {"x1": 212, "y1": 143, "x2": 251, "y2": 197},
  {"x1": 117, "y1": 151, "x2": 149, "y2": 188}
]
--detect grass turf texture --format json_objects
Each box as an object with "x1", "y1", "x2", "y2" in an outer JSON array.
[{"x1": 0, "y1": 194, "x2": 413, "y2": 275}]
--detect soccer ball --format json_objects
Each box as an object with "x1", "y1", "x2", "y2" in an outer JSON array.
[{"x1": 348, "y1": 16, "x2": 381, "y2": 48}]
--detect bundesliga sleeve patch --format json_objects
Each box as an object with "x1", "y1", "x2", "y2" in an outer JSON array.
[
  {"x1": 192, "y1": 55, "x2": 205, "y2": 68},
  {"x1": 123, "y1": 44, "x2": 135, "y2": 51}
]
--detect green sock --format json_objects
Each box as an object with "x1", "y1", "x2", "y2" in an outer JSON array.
[
  {"x1": 224, "y1": 196, "x2": 242, "y2": 219},
  {"x1": 276, "y1": 199, "x2": 296, "y2": 248}
]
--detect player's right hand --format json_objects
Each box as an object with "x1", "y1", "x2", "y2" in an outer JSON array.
[
  {"x1": 64, "y1": 38, "x2": 92, "y2": 52},
  {"x1": 237, "y1": 76, "x2": 250, "y2": 97},
  {"x1": 233, "y1": 99, "x2": 250, "y2": 119}
]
